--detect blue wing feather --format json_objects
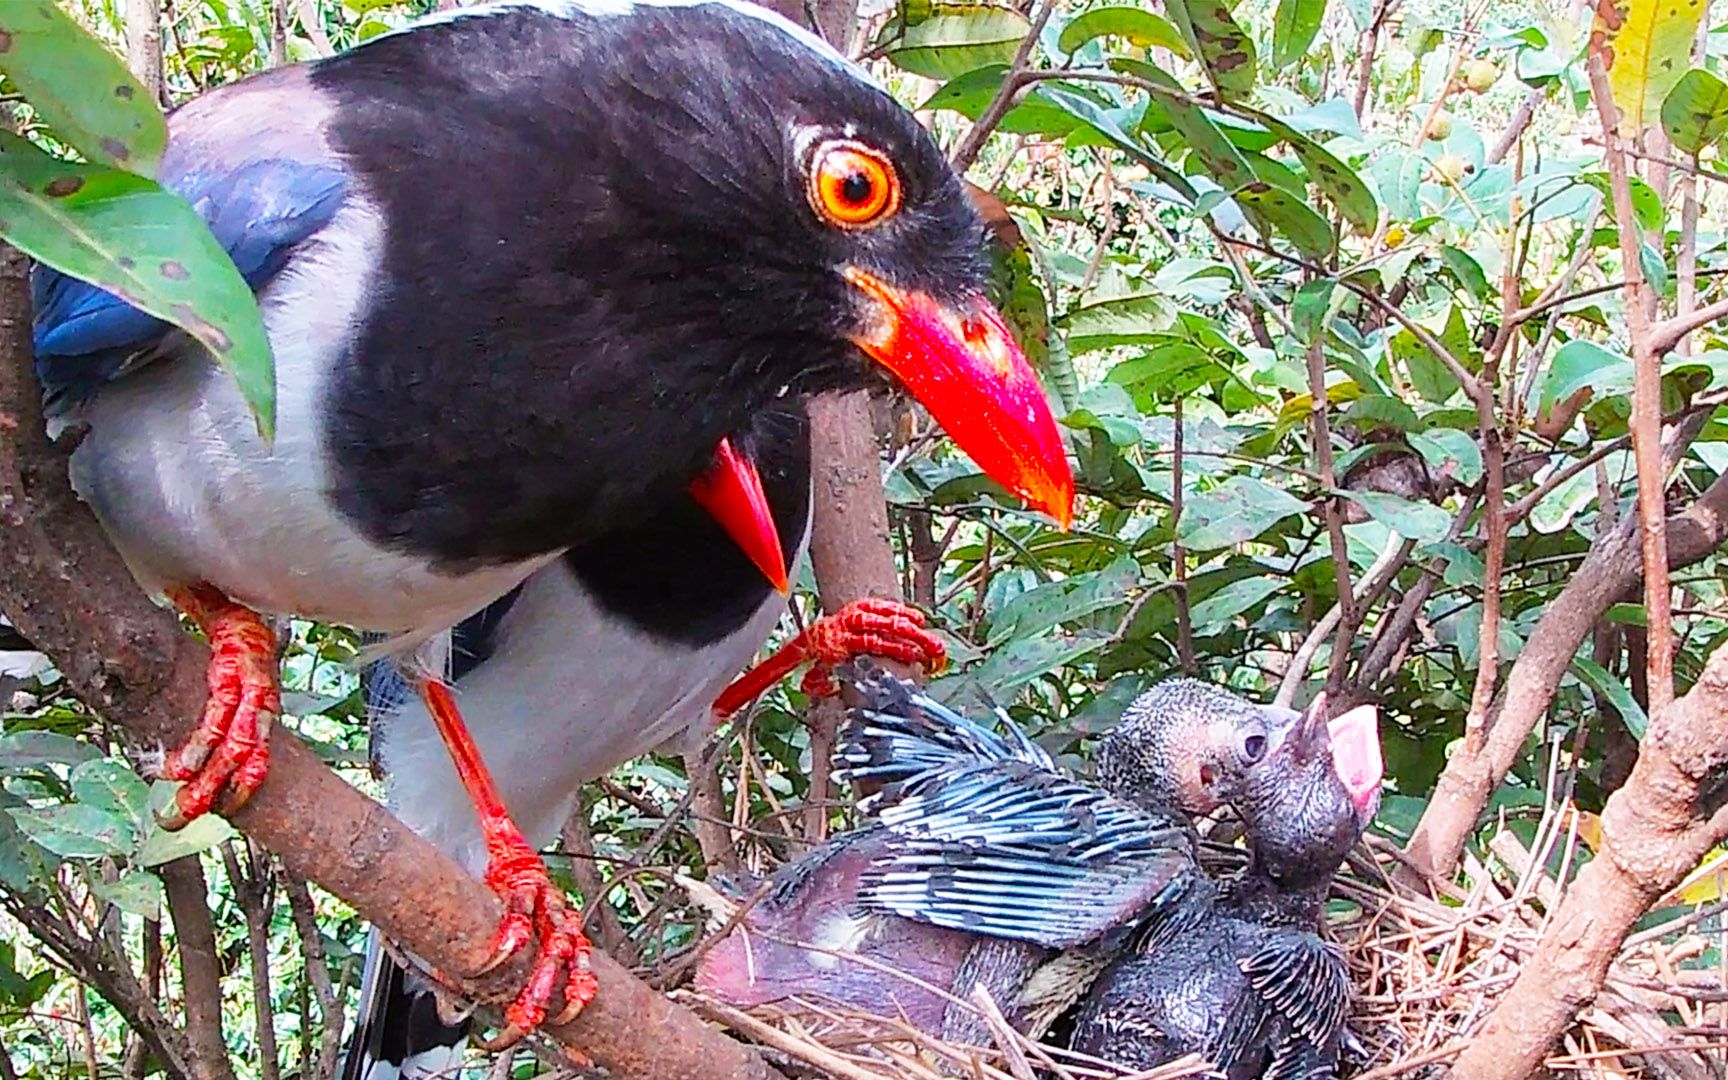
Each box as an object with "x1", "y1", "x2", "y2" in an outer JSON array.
[
  {"x1": 31, "y1": 157, "x2": 347, "y2": 411},
  {"x1": 836, "y1": 666, "x2": 1197, "y2": 949},
  {"x1": 835, "y1": 662, "x2": 1055, "y2": 802}
]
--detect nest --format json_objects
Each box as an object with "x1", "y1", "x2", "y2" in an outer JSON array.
[{"x1": 654, "y1": 816, "x2": 1727, "y2": 1080}]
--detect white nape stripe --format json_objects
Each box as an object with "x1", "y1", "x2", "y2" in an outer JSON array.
[{"x1": 395, "y1": 0, "x2": 866, "y2": 82}]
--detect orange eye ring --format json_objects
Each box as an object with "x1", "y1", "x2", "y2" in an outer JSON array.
[{"x1": 808, "y1": 140, "x2": 901, "y2": 229}]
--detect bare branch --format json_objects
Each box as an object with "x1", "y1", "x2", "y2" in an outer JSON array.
[
  {"x1": 949, "y1": 0, "x2": 1057, "y2": 172},
  {"x1": 1445, "y1": 640, "x2": 1728, "y2": 1078}
]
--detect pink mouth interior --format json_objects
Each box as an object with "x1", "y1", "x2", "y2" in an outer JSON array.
[{"x1": 1327, "y1": 705, "x2": 1384, "y2": 816}]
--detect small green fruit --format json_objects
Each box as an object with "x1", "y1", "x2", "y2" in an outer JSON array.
[
  {"x1": 1424, "y1": 110, "x2": 1454, "y2": 140},
  {"x1": 1433, "y1": 153, "x2": 1468, "y2": 182},
  {"x1": 1464, "y1": 58, "x2": 1499, "y2": 93}
]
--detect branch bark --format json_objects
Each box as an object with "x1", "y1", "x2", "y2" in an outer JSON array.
[
  {"x1": 803, "y1": 391, "x2": 911, "y2": 837},
  {"x1": 1445, "y1": 639, "x2": 1728, "y2": 1078},
  {"x1": 159, "y1": 857, "x2": 236, "y2": 1080},
  {"x1": 1402, "y1": 414, "x2": 1728, "y2": 884},
  {"x1": 1587, "y1": 40, "x2": 1674, "y2": 715},
  {"x1": 0, "y1": 247, "x2": 786, "y2": 1079}
]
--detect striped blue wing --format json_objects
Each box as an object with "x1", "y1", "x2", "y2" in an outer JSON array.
[
  {"x1": 856, "y1": 759, "x2": 1196, "y2": 948},
  {"x1": 834, "y1": 662, "x2": 1053, "y2": 803}
]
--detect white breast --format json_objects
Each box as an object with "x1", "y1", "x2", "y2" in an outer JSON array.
[
  {"x1": 373, "y1": 523, "x2": 808, "y2": 872},
  {"x1": 64, "y1": 197, "x2": 549, "y2": 636}
]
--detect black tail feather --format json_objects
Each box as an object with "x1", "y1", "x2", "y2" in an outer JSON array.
[{"x1": 341, "y1": 929, "x2": 469, "y2": 1080}]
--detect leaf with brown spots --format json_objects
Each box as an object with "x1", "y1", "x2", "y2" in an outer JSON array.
[
  {"x1": 0, "y1": 1, "x2": 165, "y2": 176},
  {"x1": 1598, "y1": 0, "x2": 1705, "y2": 135},
  {"x1": 1255, "y1": 113, "x2": 1379, "y2": 232},
  {"x1": 1161, "y1": 0, "x2": 1258, "y2": 102},
  {"x1": 0, "y1": 132, "x2": 274, "y2": 437}
]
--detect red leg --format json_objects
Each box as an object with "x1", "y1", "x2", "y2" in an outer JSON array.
[
  {"x1": 159, "y1": 584, "x2": 278, "y2": 829},
  {"x1": 416, "y1": 679, "x2": 597, "y2": 1046},
  {"x1": 712, "y1": 598, "x2": 946, "y2": 719}
]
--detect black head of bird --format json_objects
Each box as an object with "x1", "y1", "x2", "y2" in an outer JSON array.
[
  {"x1": 1232, "y1": 694, "x2": 1383, "y2": 892},
  {"x1": 316, "y1": 0, "x2": 1075, "y2": 561},
  {"x1": 1097, "y1": 678, "x2": 1308, "y2": 816}
]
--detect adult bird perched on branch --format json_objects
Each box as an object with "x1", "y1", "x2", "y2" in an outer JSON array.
[
  {"x1": 29, "y1": 0, "x2": 1074, "y2": 1053},
  {"x1": 346, "y1": 403, "x2": 949, "y2": 1080}
]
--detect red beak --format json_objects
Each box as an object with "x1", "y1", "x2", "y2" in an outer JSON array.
[
  {"x1": 687, "y1": 437, "x2": 790, "y2": 595},
  {"x1": 843, "y1": 266, "x2": 1074, "y2": 529}
]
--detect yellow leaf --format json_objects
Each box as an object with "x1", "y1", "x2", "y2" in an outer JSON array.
[
  {"x1": 1659, "y1": 847, "x2": 1727, "y2": 906},
  {"x1": 1568, "y1": 807, "x2": 1604, "y2": 851},
  {"x1": 1596, "y1": 0, "x2": 1706, "y2": 135}
]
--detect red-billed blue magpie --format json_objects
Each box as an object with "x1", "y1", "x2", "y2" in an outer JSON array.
[{"x1": 30, "y1": 0, "x2": 1074, "y2": 1056}]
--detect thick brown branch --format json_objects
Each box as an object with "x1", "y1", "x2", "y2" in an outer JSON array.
[
  {"x1": 1402, "y1": 415, "x2": 1728, "y2": 883},
  {"x1": 1587, "y1": 42, "x2": 1674, "y2": 714},
  {"x1": 159, "y1": 857, "x2": 236, "y2": 1080},
  {"x1": 803, "y1": 391, "x2": 913, "y2": 833},
  {"x1": 1446, "y1": 641, "x2": 1728, "y2": 1078}
]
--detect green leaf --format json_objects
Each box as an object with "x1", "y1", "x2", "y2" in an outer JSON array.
[
  {"x1": 90, "y1": 869, "x2": 164, "y2": 920},
  {"x1": 940, "y1": 630, "x2": 1113, "y2": 698},
  {"x1": 1260, "y1": 118, "x2": 1377, "y2": 232},
  {"x1": 1410, "y1": 428, "x2": 1483, "y2": 487},
  {"x1": 8, "y1": 804, "x2": 138, "y2": 859},
  {"x1": 1542, "y1": 340, "x2": 1633, "y2": 411},
  {"x1": 1572, "y1": 656, "x2": 1648, "y2": 739},
  {"x1": 1057, "y1": 7, "x2": 1188, "y2": 57},
  {"x1": 0, "y1": 3, "x2": 166, "y2": 175},
  {"x1": 1162, "y1": 0, "x2": 1257, "y2": 102},
  {"x1": 1340, "y1": 491, "x2": 1450, "y2": 541},
  {"x1": 0, "y1": 133, "x2": 276, "y2": 437},
  {"x1": 987, "y1": 555, "x2": 1139, "y2": 646},
  {"x1": 1580, "y1": 171, "x2": 1665, "y2": 232},
  {"x1": 886, "y1": 5, "x2": 1031, "y2": 80},
  {"x1": 1178, "y1": 476, "x2": 1311, "y2": 549},
  {"x1": 136, "y1": 782, "x2": 236, "y2": 867},
  {"x1": 1237, "y1": 181, "x2": 1336, "y2": 258},
  {"x1": 1391, "y1": 306, "x2": 1473, "y2": 404},
  {"x1": 922, "y1": 67, "x2": 1088, "y2": 137},
  {"x1": 70, "y1": 759, "x2": 152, "y2": 825},
  {"x1": 1271, "y1": 0, "x2": 1326, "y2": 70},
  {"x1": 1188, "y1": 575, "x2": 1281, "y2": 632},
  {"x1": 1343, "y1": 394, "x2": 1419, "y2": 431},
  {"x1": 1060, "y1": 292, "x2": 1177, "y2": 352},
  {"x1": 1661, "y1": 69, "x2": 1728, "y2": 154},
  {"x1": 0, "y1": 731, "x2": 101, "y2": 773},
  {"x1": 1601, "y1": 0, "x2": 1707, "y2": 136}
]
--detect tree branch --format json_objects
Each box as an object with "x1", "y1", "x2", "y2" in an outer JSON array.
[
  {"x1": 948, "y1": 0, "x2": 1057, "y2": 173},
  {"x1": 1402, "y1": 409, "x2": 1727, "y2": 883},
  {"x1": 158, "y1": 857, "x2": 235, "y2": 1080},
  {"x1": 1445, "y1": 639, "x2": 1728, "y2": 1078}
]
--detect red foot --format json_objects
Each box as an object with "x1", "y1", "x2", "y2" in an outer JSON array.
[
  {"x1": 159, "y1": 584, "x2": 277, "y2": 829},
  {"x1": 414, "y1": 679, "x2": 596, "y2": 1045},
  {"x1": 474, "y1": 824, "x2": 597, "y2": 1048},
  {"x1": 712, "y1": 598, "x2": 946, "y2": 718}
]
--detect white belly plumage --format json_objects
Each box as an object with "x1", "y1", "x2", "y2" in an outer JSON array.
[
  {"x1": 62, "y1": 200, "x2": 550, "y2": 638},
  {"x1": 373, "y1": 552, "x2": 798, "y2": 874}
]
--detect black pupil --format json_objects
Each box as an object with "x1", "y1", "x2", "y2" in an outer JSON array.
[
  {"x1": 840, "y1": 170, "x2": 874, "y2": 206},
  {"x1": 1244, "y1": 734, "x2": 1266, "y2": 762}
]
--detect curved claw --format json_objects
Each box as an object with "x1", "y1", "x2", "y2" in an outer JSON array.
[
  {"x1": 157, "y1": 586, "x2": 279, "y2": 831},
  {"x1": 473, "y1": 836, "x2": 597, "y2": 1045},
  {"x1": 801, "y1": 598, "x2": 948, "y2": 699}
]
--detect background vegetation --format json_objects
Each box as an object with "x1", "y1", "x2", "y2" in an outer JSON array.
[{"x1": 0, "y1": 0, "x2": 1723, "y2": 1075}]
